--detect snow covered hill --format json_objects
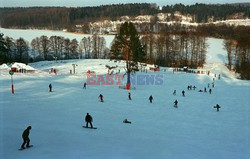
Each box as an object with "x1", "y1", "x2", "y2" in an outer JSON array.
[{"x1": 1, "y1": 38, "x2": 250, "y2": 159}]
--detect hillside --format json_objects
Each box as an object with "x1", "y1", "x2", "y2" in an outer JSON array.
[{"x1": 0, "y1": 37, "x2": 250, "y2": 159}]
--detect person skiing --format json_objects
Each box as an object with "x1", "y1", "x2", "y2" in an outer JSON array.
[
  {"x1": 49, "y1": 83, "x2": 52, "y2": 92},
  {"x1": 149, "y1": 95, "x2": 153, "y2": 103},
  {"x1": 209, "y1": 89, "x2": 212, "y2": 94},
  {"x1": 123, "y1": 119, "x2": 131, "y2": 124},
  {"x1": 173, "y1": 90, "x2": 176, "y2": 95},
  {"x1": 21, "y1": 126, "x2": 32, "y2": 149},
  {"x1": 174, "y1": 100, "x2": 178, "y2": 108},
  {"x1": 99, "y1": 94, "x2": 104, "y2": 102},
  {"x1": 208, "y1": 83, "x2": 210, "y2": 88},
  {"x1": 128, "y1": 92, "x2": 131, "y2": 100},
  {"x1": 182, "y1": 90, "x2": 185, "y2": 97},
  {"x1": 212, "y1": 82, "x2": 215, "y2": 88},
  {"x1": 83, "y1": 82, "x2": 86, "y2": 89},
  {"x1": 204, "y1": 87, "x2": 207, "y2": 92},
  {"x1": 193, "y1": 86, "x2": 196, "y2": 90},
  {"x1": 85, "y1": 113, "x2": 93, "y2": 128},
  {"x1": 214, "y1": 104, "x2": 221, "y2": 112},
  {"x1": 218, "y1": 74, "x2": 221, "y2": 80}
]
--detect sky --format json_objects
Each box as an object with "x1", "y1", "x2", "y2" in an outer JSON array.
[{"x1": 1, "y1": 0, "x2": 247, "y2": 7}]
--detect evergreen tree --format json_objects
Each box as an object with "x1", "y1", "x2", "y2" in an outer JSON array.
[
  {"x1": 110, "y1": 22, "x2": 145, "y2": 88},
  {"x1": 0, "y1": 33, "x2": 9, "y2": 64}
]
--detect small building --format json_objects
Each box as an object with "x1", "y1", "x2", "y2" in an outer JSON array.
[{"x1": 11, "y1": 62, "x2": 36, "y2": 73}]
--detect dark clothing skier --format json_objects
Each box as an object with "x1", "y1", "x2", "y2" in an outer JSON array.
[
  {"x1": 204, "y1": 87, "x2": 207, "y2": 92},
  {"x1": 214, "y1": 104, "x2": 221, "y2": 112},
  {"x1": 173, "y1": 90, "x2": 176, "y2": 95},
  {"x1": 193, "y1": 86, "x2": 196, "y2": 90},
  {"x1": 83, "y1": 82, "x2": 86, "y2": 89},
  {"x1": 182, "y1": 90, "x2": 185, "y2": 97},
  {"x1": 85, "y1": 113, "x2": 93, "y2": 128},
  {"x1": 149, "y1": 95, "x2": 153, "y2": 103},
  {"x1": 209, "y1": 89, "x2": 212, "y2": 94},
  {"x1": 174, "y1": 100, "x2": 178, "y2": 108},
  {"x1": 123, "y1": 119, "x2": 131, "y2": 124},
  {"x1": 49, "y1": 84, "x2": 52, "y2": 92},
  {"x1": 21, "y1": 126, "x2": 32, "y2": 149},
  {"x1": 128, "y1": 93, "x2": 131, "y2": 100},
  {"x1": 99, "y1": 94, "x2": 103, "y2": 102}
]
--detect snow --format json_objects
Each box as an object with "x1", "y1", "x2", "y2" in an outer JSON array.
[
  {"x1": 11, "y1": 63, "x2": 37, "y2": 71},
  {"x1": 0, "y1": 28, "x2": 115, "y2": 48},
  {"x1": 0, "y1": 64, "x2": 10, "y2": 70},
  {"x1": 211, "y1": 19, "x2": 250, "y2": 26},
  {"x1": 1, "y1": 36, "x2": 250, "y2": 159}
]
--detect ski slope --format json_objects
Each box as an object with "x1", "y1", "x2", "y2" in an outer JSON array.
[{"x1": 1, "y1": 40, "x2": 250, "y2": 159}]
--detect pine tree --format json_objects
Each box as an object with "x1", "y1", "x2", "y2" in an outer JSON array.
[
  {"x1": 0, "y1": 33, "x2": 9, "y2": 64},
  {"x1": 110, "y1": 22, "x2": 145, "y2": 89}
]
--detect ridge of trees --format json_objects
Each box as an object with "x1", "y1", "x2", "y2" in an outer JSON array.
[{"x1": 0, "y1": 3, "x2": 249, "y2": 29}]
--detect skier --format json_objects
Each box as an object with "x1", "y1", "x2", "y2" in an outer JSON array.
[
  {"x1": 49, "y1": 83, "x2": 52, "y2": 92},
  {"x1": 85, "y1": 113, "x2": 93, "y2": 128},
  {"x1": 214, "y1": 104, "x2": 221, "y2": 112},
  {"x1": 182, "y1": 90, "x2": 185, "y2": 97},
  {"x1": 128, "y1": 92, "x2": 131, "y2": 100},
  {"x1": 209, "y1": 88, "x2": 212, "y2": 94},
  {"x1": 218, "y1": 74, "x2": 221, "y2": 80},
  {"x1": 123, "y1": 119, "x2": 131, "y2": 124},
  {"x1": 173, "y1": 90, "x2": 176, "y2": 95},
  {"x1": 174, "y1": 100, "x2": 178, "y2": 108},
  {"x1": 212, "y1": 82, "x2": 215, "y2": 88},
  {"x1": 193, "y1": 86, "x2": 196, "y2": 90},
  {"x1": 83, "y1": 82, "x2": 86, "y2": 89},
  {"x1": 149, "y1": 95, "x2": 153, "y2": 103},
  {"x1": 99, "y1": 94, "x2": 104, "y2": 102},
  {"x1": 21, "y1": 126, "x2": 32, "y2": 149},
  {"x1": 208, "y1": 83, "x2": 210, "y2": 88},
  {"x1": 204, "y1": 87, "x2": 207, "y2": 92}
]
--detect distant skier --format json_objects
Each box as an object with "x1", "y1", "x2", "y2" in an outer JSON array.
[
  {"x1": 128, "y1": 92, "x2": 131, "y2": 100},
  {"x1": 218, "y1": 74, "x2": 221, "y2": 80},
  {"x1": 149, "y1": 95, "x2": 153, "y2": 103},
  {"x1": 85, "y1": 113, "x2": 93, "y2": 128},
  {"x1": 174, "y1": 100, "x2": 178, "y2": 108},
  {"x1": 173, "y1": 90, "x2": 176, "y2": 96},
  {"x1": 193, "y1": 86, "x2": 196, "y2": 90},
  {"x1": 21, "y1": 126, "x2": 32, "y2": 149},
  {"x1": 209, "y1": 89, "x2": 212, "y2": 94},
  {"x1": 214, "y1": 104, "x2": 221, "y2": 112},
  {"x1": 49, "y1": 83, "x2": 52, "y2": 92},
  {"x1": 208, "y1": 83, "x2": 210, "y2": 88},
  {"x1": 204, "y1": 87, "x2": 207, "y2": 92},
  {"x1": 212, "y1": 82, "x2": 215, "y2": 88},
  {"x1": 83, "y1": 82, "x2": 86, "y2": 89},
  {"x1": 99, "y1": 94, "x2": 104, "y2": 102},
  {"x1": 123, "y1": 119, "x2": 131, "y2": 124},
  {"x1": 182, "y1": 90, "x2": 185, "y2": 97}
]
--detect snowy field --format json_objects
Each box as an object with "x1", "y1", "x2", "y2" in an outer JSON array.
[
  {"x1": 0, "y1": 28, "x2": 115, "y2": 47},
  {"x1": 1, "y1": 29, "x2": 250, "y2": 159}
]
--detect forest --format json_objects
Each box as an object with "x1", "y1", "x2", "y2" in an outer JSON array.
[{"x1": 0, "y1": 3, "x2": 249, "y2": 30}]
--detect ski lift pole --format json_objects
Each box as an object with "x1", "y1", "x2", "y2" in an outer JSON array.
[{"x1": 9, "y1": 70, "x2": 14, "y2": 94}]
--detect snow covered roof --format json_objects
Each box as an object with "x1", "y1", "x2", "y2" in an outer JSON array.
[
  {"x1": 11, "y1": 62, "x2": 36, "y2": 71},
  {"x1": 0, "y1": 64, "x2": 10, "y2": 70}
]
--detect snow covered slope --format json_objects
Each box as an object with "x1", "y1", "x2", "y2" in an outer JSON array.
[{"x1": 0, "y1": 40, "x2": 250, "y2": 159}]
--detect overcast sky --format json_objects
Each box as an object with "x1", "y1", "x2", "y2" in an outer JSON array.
[{"x1": 1, "y1": 0, "x2": 247, "y2": 7}]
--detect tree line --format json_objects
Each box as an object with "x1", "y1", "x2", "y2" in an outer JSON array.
[
  {"x1": 0, "y1": 3, "x2": 249, "y2": 30},
  {"x1": 0, "y1": 33, "x2": 108, "y2": 64}
]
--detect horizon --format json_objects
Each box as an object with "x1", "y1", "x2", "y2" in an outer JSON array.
[{"x1": 1, "y1": 0, "x2": 248, "y2": 8}]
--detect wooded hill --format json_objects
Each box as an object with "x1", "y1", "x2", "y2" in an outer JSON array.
[{"x1": 0, "y1": 3, "x2": 249, "y2": 30}]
